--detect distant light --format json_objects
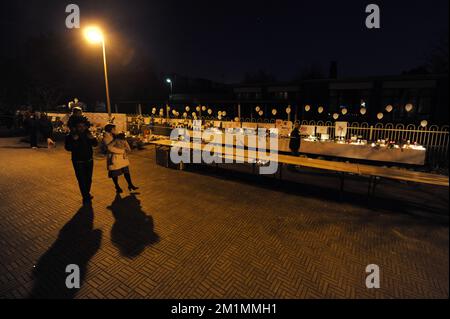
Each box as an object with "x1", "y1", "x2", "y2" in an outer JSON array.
[
  {"x1": 84, "y1": 26, "x2": 103, "y2": 44},
  {"x1": 166, "y1": 78, "x2": 172, "y2": 83}
]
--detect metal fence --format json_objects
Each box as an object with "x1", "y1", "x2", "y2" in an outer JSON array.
[{"x1": 300, "y1": 120, "x2": 449, "y2": 168}]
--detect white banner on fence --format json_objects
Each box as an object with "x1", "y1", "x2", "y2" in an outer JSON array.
[{"x1": 335, "y1": 121, "x2": 348, "y2": 138}]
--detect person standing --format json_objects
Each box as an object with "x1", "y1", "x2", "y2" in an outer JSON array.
[
  {"x1": 289, "y1": 122, "x2": 301, "y2": 157},
  {"x1": 39, "y1": 113, "x2": 56, "y2": 148},
  {"x1": 24, "y1": 111, "x2": 40, "y2": 149},
  {"x1": 65, "y1": 117, "x2": 98, "y2": 205}
]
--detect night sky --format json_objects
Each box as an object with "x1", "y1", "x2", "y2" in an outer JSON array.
[{"x1": 1, "y1": 0, "x2": 449, "y2": 83}]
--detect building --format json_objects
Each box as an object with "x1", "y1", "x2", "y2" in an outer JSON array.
[{"x1": 231, "y1": 74, "x2": 449, "y2": 125}]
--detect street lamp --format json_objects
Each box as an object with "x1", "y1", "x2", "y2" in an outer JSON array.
[
  {"x1": 84, "y1": 26, "x2": 112, "y2": 119},
  {"x1": 166, "y1": 78, "x2": 173, "y2": 96}
]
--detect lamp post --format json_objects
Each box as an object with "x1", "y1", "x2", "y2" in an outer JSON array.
[
  {"x1": 84, "y1": 26, "x2": 112, "y2": 119},
  {"x1": 166, "y1": 78, "x2": 173, "y2": 97}
]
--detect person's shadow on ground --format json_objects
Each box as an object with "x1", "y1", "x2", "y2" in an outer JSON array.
[
  {"x1": 29, "y1": 205, "x2": 102, "y2": 299},
  {"x1": 108, "y1": 194, "x2": 159, "y2": 258}
]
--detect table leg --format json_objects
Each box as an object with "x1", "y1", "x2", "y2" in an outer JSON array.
[
  {"x1": 368, "y1": 176, "x2": 374, "y2": 197},
  {"x1": 372, "y1": 177, "x2": 379, "y2": 196},
  {"x1": 339, "y1": 173, "x2": 345, "y2": 200}
]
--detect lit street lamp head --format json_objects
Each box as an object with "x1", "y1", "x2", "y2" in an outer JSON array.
[
  {"x1": 84, "y1": 26, "x2": 104, "y2": 44},
  {"x1": 166, "y1": 78, "x2": 172, "y2": 84}
]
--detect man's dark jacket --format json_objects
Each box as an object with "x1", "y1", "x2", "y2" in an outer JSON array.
[{"x1": 65, "y1": 133, "x2": 98, "y2": 162}]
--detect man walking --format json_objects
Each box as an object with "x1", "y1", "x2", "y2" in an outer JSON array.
[{"x1": 65, "y1": 117, "x2": 98, "y2": 205}]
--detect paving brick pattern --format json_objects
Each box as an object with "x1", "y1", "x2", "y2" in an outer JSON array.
[{"x1": 0, "y1": 137, "x2": 448, "y2": 299}]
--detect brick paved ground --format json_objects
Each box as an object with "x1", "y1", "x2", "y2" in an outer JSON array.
[{"x1": 0, "y1": 137, "x2": 448, "y2": 299}]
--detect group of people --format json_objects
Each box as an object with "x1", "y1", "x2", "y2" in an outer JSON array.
[
  {"x1": 21, "y1": 110, "x2": 55, "y2": 148},
  {"x1": 62, "y1": 107, "x2": 301, "y2": 204},
  {"x1": 64, "y1": 108, "x2": 138, "y2": 205}
]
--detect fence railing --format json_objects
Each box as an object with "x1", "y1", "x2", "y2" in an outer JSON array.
[{"x1": 300, "y1": 120, "x2": 449, "y2": 168}]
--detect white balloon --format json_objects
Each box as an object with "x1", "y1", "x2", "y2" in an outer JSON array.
[
  {"x1": 207, "y1": 109, "x2": 212, "y2": 115},
  {"x1": 286, "y1": 107, "x2": 291, "y2": 114},
  {"x1": 218, "y1": 115, "x2": 222, "y2": 120},
  {"x1": 341, "y1": 108, "x2": 348, "y2": 115},
  {"x1": 222, "y1": 111, "x2": 227, "y2": 117},
  {"x1": 202, "y1": 106, "x2": 207, "y2": 111},
  {"x1": 272, "y1": 109, "x2": 277, "y2": 115},
  {"x1": 333, "y1": 113, "x2": 339, "y2": 120},
  {"x1": 235, "y1": 117, "x2": 240, "y2": 122},
  {"x1": 218, "y1": 111, "x2": 222, "y2": 116},
  {"x1": 183, "y1": 112, "x2": 187, "y2": 118},
  {"x1": 360, "y1": 108, "x2": 367, "y2": 115},
  {"x1": 318, "y1": 106, "x2": 324, "y2": 114},
  {"x1": 385, "y1": 105, "x2": 393, "y2": 113},
  {"x1": 185, "y1": 106, "x2": 190, "y2": 112},
  {"x1": 258, "y1": 110, "x2": 263, "y2": 116},
  {"x1": 255, "y1": 106, "x2": 261, "y2": 112},
  {"x1": 377, "y1": 113, "x2": 384, "y2": 120},
  {"x1": 405, "y1": 104, "x2": 413, "y2": 112},
  {"x1": 196, "y1": 106, "x2": 201, "y2": 112},
  {"x1": 192, "y1": 112, "x2": 196, "y2": 117},
  {"x1": 305, "y1": 105, "x2": 311, "y2": 112},
  {"x1": 420, "y1": 120, "x2": 428, "y2": 128}
]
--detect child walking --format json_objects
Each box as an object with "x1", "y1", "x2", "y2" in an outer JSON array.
[{"x1": 102, "y1": 125, "x2": 139, "y2": 193}]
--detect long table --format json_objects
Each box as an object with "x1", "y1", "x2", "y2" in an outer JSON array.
[
  {"x1": 297, "y1": 140, "x2": 426, "y2": 165},
  {"x1": 189, "y1": 131, "x2": 427, "y2": 165},
  {"x1": 149, "y1": 139, "x2": 449, "y2": 191}
]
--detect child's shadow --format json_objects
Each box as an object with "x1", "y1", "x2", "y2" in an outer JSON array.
[{"x1": 108, "y1": 194, "x2": 159, "y2": 258}]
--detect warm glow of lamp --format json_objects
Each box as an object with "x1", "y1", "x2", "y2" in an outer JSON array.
[{"x1": 84, "y1": 26, "x2": 104, "y2": 44}]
